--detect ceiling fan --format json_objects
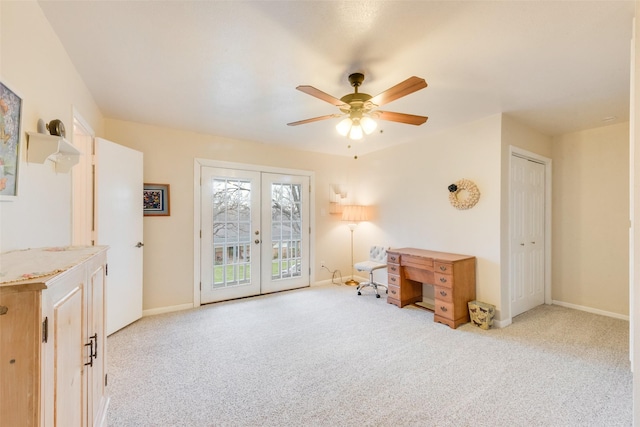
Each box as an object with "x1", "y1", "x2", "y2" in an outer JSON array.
[{"x1": 287, "y1": 72, "x2": 428, "y2": 140}]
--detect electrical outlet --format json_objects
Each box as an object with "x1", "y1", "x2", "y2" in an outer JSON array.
[{"x1": 321, "y1": 260, "x2": 325, "y2": 268}]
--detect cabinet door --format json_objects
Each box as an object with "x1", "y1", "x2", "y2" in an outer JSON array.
[
  {"x1": 51, "y1": 278, "x2": 85, "y2": 427},
  {"x1": 0, "y1": 289, "x2": 40, "y2": 427},
  {"x1": 87, "y1": 262, "x2": 108, "y2": 426}
]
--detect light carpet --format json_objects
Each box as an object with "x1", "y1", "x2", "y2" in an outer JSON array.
[{"x1": 107, "y1": 284, "x2": 632, "y2": 426}]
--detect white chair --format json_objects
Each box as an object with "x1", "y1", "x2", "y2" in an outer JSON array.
[{"x1": 355, "y1": 246, "x2": 388, "y2": 298}]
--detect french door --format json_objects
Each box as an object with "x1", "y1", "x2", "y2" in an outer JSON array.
[{"x1": 200, "y1": 166, "x2": 310, "y2": 304}]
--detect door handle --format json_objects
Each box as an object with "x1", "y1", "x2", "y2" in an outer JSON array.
[{"x1": 135, "y1": 242, "x2": 144, "y2": 248}]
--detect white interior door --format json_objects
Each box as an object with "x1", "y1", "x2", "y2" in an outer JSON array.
[
  {"x1": 96, "y1": 138, "x2": 144, "y2": 335},
  {"x1": 510, "y1": 154, "x2": 546, "y2": 317}
]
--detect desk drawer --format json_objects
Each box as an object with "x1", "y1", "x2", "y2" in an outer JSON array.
[
  {"x1": 435, "y1": 262, "x2": 453, "y2": 274},
  {"x1": 388, "y1": 274, "x2": 400, "y2": 287},
  {"x1": 434, "y1": 286, "x2": 453, "y2": 303},
  {"x1": 435, "y1": 300, "x2": 454, "y2": 320},
  {"x1": 387, "y1": 263, "x2": 401, "y2": 275},
  {"x1": 387, "y1": 253, "x2": 400, "y2": 264},
  {"x1": 402, "y1": 255, "x2": 433, "y2": 270},
  {"x1": 404, "y1": 267, "x2": 434, "y2": 284},
  {"x1": 387, "y1": 284, "x2": 401, "y2": 300},
  {"x1": 434, "y1": 272, "x2": 454, "y2": 288}
]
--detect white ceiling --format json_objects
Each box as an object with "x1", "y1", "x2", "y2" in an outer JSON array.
[{"x1": 38, "y1": 1, "x2": 635, "y2": 158}]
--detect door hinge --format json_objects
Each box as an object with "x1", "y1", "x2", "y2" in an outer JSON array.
[
  {"x1": 105, "y1": 264, "x2": 108, "y2": 276},
  {"x1": 42, "y1": 317, "x2": 48, "y2": 343},
  {"x1": 200, "y1": 230, "x2": 202, "y2": 238},
  {"x1": 105, "y1": 373, "x2": 108, "y2": 387},
  {"x1": 200, "y1": 282, "x2": 202, "y2": 291}
]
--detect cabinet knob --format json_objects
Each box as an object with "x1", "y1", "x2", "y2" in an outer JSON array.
[
  {"x1": 440, "y1": 290, "x2": 447, "y2": 297},
  {"x1": 440, "y1": 277, "x2": 447, "y2": 283},
  {"x1": 439, "y1": 265, "x2": 447, "y2": 271},
  {"x1": 440, "y1": 306, "x2": 448, "y2": 312},
  {"x1": 0, "y1": 306, "x2": 7, "y2": 315}
]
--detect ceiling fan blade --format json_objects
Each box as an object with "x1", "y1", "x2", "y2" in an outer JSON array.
[
  {"x1": 287, "y1": 114, "x2": 339, "y2": 126},
  {"x1": 369, "y1": 77, "x2": 427, "y2": 107},
  {"x1": 296, "y1": 85, "x2": 347, "y2": 107},
  {"x1": 376, "y1": 111, "x2": 428, "y2": 126}
]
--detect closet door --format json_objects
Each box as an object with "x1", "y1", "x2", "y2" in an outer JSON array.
[{"x1": 510, "y1": 155, "x2": 546, "y2": 317}]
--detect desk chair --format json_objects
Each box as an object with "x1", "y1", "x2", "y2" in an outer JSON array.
[{"x1": 355, "y1": 246, "x2": 388, "y2": 298}]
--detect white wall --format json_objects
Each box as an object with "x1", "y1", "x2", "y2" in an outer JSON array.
[
  {"x1": 0, "y1": 1, "x2": 103, "y2": 252},
  {"x1": 552, "y1": 123, "x2": 630, "y2": 316},
  {"x1": 352, "y1": 114, "x2": 505, "y2": 318},
  {"x1": 104, "y1": 118, "x2": 355, "y2": 310}
]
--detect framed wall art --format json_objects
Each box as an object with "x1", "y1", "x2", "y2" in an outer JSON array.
[
  {"x1": 0, "y1": 81, "x2": 23, "y2": 201},
  {"x1": 143, "y1": 183, "x2": 170, "y2": 216}
]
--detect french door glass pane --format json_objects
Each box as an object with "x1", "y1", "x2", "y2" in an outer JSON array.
[
  {"x1": 211, "y1": 178, "x2": 252, "y2": 289},
  {"x1": 270, "y1": 182, "x2": 302, "y2": 279}
]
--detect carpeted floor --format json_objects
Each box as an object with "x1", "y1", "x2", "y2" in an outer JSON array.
[{"x1": 107, "y1": 284, "x2": 632, "y2": 426}]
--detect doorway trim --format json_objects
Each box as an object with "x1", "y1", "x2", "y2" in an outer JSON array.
[
  {"x1": 71, "y1": 107, "x2": 95, "y2": 246},
  {"x1": 506, "y1": 146, "x2": 552, "y2": 324},
  {"x1": 193, "y1": 158, "x2": 315, "y2": 308}
]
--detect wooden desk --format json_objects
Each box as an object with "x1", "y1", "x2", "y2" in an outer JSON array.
[{"x1": 386, "y1": 248, "x2": 476, "y2": 329}]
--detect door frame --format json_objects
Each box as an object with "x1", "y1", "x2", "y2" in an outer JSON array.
[
  {"x1": 193, "y1": 158, "x2": 316, "y2": 308},
  {"x1": 507, "y1": 146, "x2": 552, "y2": 323},
  {"x1": 71, "y1": 107, "x2": 95, "y2": 246}
]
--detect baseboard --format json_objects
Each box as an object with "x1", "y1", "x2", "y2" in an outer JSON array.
[
  {"x1": 493, "y1": 317, "x2": 512, "y2": 328},
  {"x1": 143, "y1": 303, "x2": 194, "y2": 317},
  {"x1": 552, "y1": 300, "x2": 629, "y2": 321}
]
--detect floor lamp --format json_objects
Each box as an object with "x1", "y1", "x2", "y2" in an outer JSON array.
[{"x1": 341, "y1": 205, "x2": 369, "y2": 286}]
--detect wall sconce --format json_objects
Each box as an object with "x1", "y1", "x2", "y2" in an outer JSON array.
[{"x1": 329, "y1": 184, "x2": 347, "y2": 215}]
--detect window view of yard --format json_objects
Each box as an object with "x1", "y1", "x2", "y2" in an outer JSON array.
[{"x1": 211, "y1": 178, "x2": 302, "y2": 288}]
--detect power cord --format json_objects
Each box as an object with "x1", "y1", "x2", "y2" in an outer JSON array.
[{"x1": 320, "y1": 265, "x2": 344, "y2": 285}]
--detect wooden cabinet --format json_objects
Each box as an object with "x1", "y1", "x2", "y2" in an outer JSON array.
[
  {"x1": 0, "y1": 246, "x2": 109, "y2": 427},
  {"x1": 386, "y1": 248, "x2": 476, "y2": 329}
]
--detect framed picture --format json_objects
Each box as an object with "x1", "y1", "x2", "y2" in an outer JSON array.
[
  {"x1": 0, "y1": 81, "x2": 23, "y2": 201},
  {"x1": 143, "y1": 183, "x2": 170, "y2": 216}
]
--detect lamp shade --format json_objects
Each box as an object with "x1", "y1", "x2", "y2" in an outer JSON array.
[
  {"x1": 341, "y1": 205, "x2": 369, "y2": 222},
  {"x1": 361, "y1": 116, "x2": 377, "y2": 134},
  {"x1": 336, "y1": 117, "x2": 352, "y2": 136}
]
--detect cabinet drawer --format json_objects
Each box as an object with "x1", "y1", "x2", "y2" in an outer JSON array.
[
  {"x1": 388, "y1": 274, "x2": 400, "y2": 286},
  {"x1": 435, "y1": 300, "x2": 454, "y2": 320},
  {"x1": 434, "y1": 286, "x2": 453, "y2": 303},
  {"x1": 435, "y1": 262, "x2": 453, "y2": 274},
  {"x1": 434, "y1": 272, "x2": 454, "y2": 288},
  {"x1": 387, "y1": 253, "x2": 400, "y2": 264},
  {"x1": 387, "y1": 284, "x2": 401, "y2": 300},
  {"x1": 387, "y1": 263, "x2": 400, "y2": 275}
]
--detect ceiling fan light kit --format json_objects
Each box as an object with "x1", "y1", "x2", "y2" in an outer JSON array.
[{"x1": 288, "y1": 72, "x2": 428, "y2": 142}]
